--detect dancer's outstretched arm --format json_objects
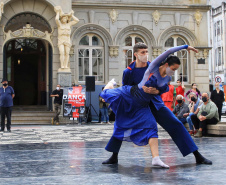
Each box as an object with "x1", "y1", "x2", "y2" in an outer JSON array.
[{"x1": 138, "y1": 45, "x2": 198, "y2": 88}]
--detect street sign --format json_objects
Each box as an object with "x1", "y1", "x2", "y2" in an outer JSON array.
[{"x1": 215, "y1": 76, "x2": 222, "y2": 83}]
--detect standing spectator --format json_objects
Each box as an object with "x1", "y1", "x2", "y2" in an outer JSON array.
[
  {"x1": 50, "y1": 84, "x2": 63, "y2": 125},
  {"x1": 210, "y1": 82, "x2": 224, "y2": 121},
  {"x1": 161, "y1": 82, "x2": 176, "y2": 111},
  {"x1": 173, "y1": 95, "x2": 189, "y2": 124},
  {"x1": 184, "y1": 92, "x2": 203, "y2": 135},
  {"x1": 185, "y1": 83, "x2": 202, "y2": 102},
  {"x1": 0, "y1": 79, "x2": 15, "y2": 132},
  {"x1": 176, "y1": 79, "x2": 185, "y2": 96},
  {"x1": 99, "y1": 87, "x2": 110, "y2": 124},
  {"x1": 191, "y1": 92, "x2": 219, "y2": 137},
  {"x1": 175, "y1": 79, "x2": 185, "y2": 106}
]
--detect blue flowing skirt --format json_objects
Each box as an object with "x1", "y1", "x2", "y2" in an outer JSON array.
[{"x1": 100, "y1": 86, "x2": 158, "y2": 146}]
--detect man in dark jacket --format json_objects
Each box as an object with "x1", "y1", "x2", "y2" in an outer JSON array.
[
  {"x1": 50, "y1": 84, "x2": 63, "y2": 125},
  {"x1": 210, "y1": 82, "x2": 224, "y2": 121},
  {"x1": 0, "y1": 79, "x2": 15, "y2": 132},
  {"x1": 173, "y1": 95, "x2": 189, "y2": 124}
]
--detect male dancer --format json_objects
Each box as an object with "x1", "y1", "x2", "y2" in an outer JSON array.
[{"x1": 102, "y1": 43, "x2": 212, "y2": 165}]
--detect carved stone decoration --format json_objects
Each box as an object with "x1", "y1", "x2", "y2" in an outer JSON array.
[
  {"x1": 152, "y1": 47, "x2": 162, "y2": 58},
  {"x1": 3, "y1": 23, "x2": 54, "y2": 51},
  {"x1": 194, "y1": 10, "x2": 202, "y2": 26},
  {"x1": 109, "y1": 46, "x2": 119, "y2": 57},
  {"x1": 0, "y1": 2, "x2": 4, "y2": 21},
  {"x1": 54, "y1": 6, "x2": 79, "y2": 72},
  {"x1": 203, "y1": 49, "x2": 209, "y2": 59},
  {"x1": 194, "y1": 47, "x2": 211, "y2": 61},
  {"x1": 152, "y1": 10, "x2": 161, "y2": 26},
  {"x1": 109, "y1": 9, "x2": 118, "y2": 23}
]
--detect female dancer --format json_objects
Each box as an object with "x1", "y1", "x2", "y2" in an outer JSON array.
[{"x1": 101, "y1": 45, "x2": 212, "y2": 167}]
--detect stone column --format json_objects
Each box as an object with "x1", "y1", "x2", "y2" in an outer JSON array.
[{"x1": 194, "y1": 47, "x2": 212, "y2": 92}]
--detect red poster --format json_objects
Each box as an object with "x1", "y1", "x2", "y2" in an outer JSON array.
[{"x1": 63, "y1": 86, "x2": 86, "y2": 118}]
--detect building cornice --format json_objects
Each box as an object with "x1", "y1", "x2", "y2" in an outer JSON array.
[{"x1": 72, "y1": 2, "x2": 211, "y2": 11}]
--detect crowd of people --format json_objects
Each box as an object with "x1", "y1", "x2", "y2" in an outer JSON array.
[{"x1": 162, "y1": 81, "x2": 224, "y2": 137}]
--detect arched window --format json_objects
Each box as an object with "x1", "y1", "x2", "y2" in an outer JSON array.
[
  {"x1": 122, "y1": 35, "x2": 145, "y2": 67},
  {"x1": 164, "y1": 36, "x2": 188, "y2": 83},
  {"x1": 78, "y1": 34, "x2": 104, "y2": 82}
]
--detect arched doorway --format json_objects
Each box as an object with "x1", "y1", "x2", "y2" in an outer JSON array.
[
  {"x1": 1, "y1": 11, "x2": 54, "y2": 110},
  {"x1": 5, "y1": 39, "x2": 47, "y2": 105}
]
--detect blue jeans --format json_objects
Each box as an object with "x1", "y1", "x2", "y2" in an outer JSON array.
[
  {"x1": 186, "y1": 113, "x2": 195, "y2": 130},
  {"x1": 100, "y1": 107, "x2": 109, "y2": 122},
  {"x1": 179, "y1": 117, "x2": 187, "y2": 124}
]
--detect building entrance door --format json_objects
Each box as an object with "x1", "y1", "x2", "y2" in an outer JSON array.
[{"x1": 5, "y1": 39, "x2": 47, "y2": 105}]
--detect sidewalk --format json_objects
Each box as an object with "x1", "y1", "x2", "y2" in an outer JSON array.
[{"x1": 0, "y1": 124, "x2": 171, "y2": 145}]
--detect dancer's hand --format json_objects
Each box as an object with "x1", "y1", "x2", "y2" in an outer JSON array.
[
  {"x1": 109, "y1": 78, "x2": 117, "y2": 86},
  {"x1": 142, "y1": 86, "x2": 159, "y2": 95},
  {"x1": 187, "y1": 46, "x2": 198, "y2": 53}
]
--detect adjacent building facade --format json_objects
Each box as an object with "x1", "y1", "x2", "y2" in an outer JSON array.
[
  {"x1": 0, "y1": 0, "x2": 211, "y2": 110},
  {"x1": 209, "y1": 1, "x2": 226, "y2": 89}
]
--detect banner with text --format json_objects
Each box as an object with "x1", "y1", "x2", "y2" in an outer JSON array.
[{"x1": 63, "y1": 86, "x2": 86, "y2": 118}]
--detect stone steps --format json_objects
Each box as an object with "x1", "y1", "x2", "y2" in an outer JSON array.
[
  {"x1": 12, "y1": 112, "x2": 55, "y2": 117},
  {"x1": 184, "y1": 122, "x2": 226, "y2": 136},
  {"x1": 10, "y1": 107, "x2": 55, "y2": 125}
]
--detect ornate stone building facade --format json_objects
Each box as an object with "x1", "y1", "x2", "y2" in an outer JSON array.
[{"x1": 0, "y1": 0, "x2": 211, "y2": 110}]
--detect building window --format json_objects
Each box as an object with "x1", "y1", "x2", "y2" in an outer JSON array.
[
  {"x1": 218, "y1": 47, "x2": 222, "y2": 66},
  {"x1": 216, "y1": 21, "x2": 222, "y2": 41},
  {"x1": 164, "y1": 36, "x2": 188, "y2": 83},
  {"x1": 122, "y1": 35, "x2": 145, "y2": 67},
  {"x1": 78, "y1": 34, "x2": 104, "y2": 82},
  {"x1": 215, "y1": 49, "x2": 218, "y2": 67}
]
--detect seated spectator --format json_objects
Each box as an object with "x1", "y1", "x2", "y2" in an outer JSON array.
[
  {"x1": 173, "y1": 95, "x2": 189, "y2": 124},
  {"x1": 183, "y1": 92, "x2": 203, "y2": 136},
  {"x1": 190, "y1": 92, "x2": 219, "y2": 137},
  {"x1": 185, "y1": 83, "x2": 202, "y2": 102}
]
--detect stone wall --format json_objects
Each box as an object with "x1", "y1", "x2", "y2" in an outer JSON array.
[{"x1": 71, "y1": 1, "x2": 211, "y2": 92}]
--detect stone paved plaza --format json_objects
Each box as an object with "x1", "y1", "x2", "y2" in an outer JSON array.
[{"x1": 0, "y1": 124, "x2": 226, "y2": 184}]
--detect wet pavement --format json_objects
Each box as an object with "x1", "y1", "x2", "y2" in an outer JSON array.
[{"x1": 0, "y1": 125, "x2": 226, "y2": 184}]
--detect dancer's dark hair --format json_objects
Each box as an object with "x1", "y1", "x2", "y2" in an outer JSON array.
[{"x1": 160, "y1": 55, "x2": 181, "y2": 66}]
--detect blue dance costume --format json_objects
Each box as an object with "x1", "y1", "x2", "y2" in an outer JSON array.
[{"x1": 101, "y1": 45, "x2": 198, "y2": 156}]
